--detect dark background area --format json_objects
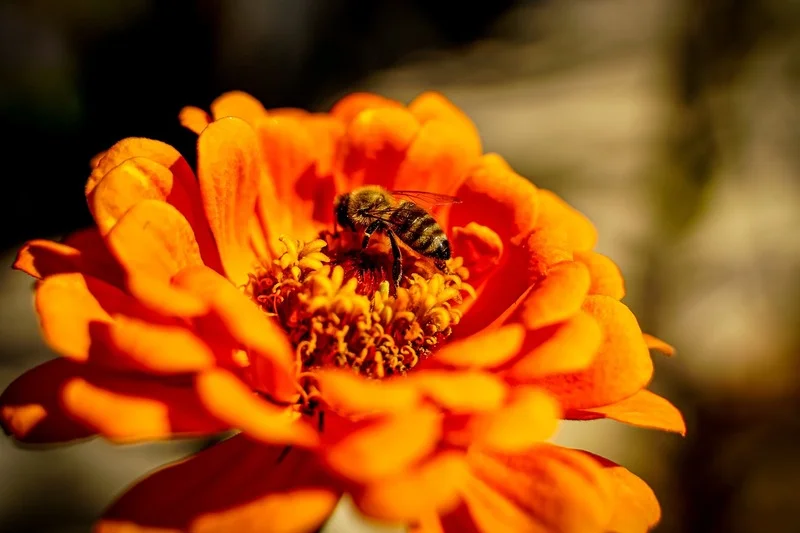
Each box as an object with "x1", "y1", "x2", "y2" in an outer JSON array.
[{"x1": 2, "y1": 0, "x2": 800, "y2": 532}]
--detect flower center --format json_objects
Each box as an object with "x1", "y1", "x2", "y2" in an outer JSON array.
[{"x1": 246, "y1": 231, "x2": 474, "y2": 379}]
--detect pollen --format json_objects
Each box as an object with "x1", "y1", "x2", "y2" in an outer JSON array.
[{"x1": 247, "y1": 234, "x2": 474, "y2": 379}]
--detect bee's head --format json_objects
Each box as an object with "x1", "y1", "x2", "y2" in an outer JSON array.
[{"x1": 333, "y1": 192, "x2": 355, "y2": 230}]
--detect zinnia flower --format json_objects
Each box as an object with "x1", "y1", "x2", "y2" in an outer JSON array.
[{"x1": 1, "y1": 90, "x2": 684, "y2": 533}]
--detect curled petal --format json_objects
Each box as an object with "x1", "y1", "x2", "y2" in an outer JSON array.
[
  {"x1": 450, "y1": 223, "x2": 503, "y2": 281},
  {"x1": 330, "y1": 92, "x2": 403, "y2": 124},
  {"x1": 533, "y1": 190, "x2": 598, "y2": 252},
  {"x1": 433, "y1": 324, "x2": 526, "y2": 369},
  {"x1": 100, "y1": 435, "x2": 340, "y2": 533},
  {"x1": 210, "y1": 90, "x2": 268, "y2": 124},
  {"x1": 567, "y1": 389, "x2": 686, "y2": 436},
  {"x1": 643, "y1": 333, "x2": 675, "y2": 356},
  {"x1": 408, "y1": 91, "x2": 482, "y2": 155},
  {"x1": 315, "y1": 370, "x2": 420, "y2": 415},
  {"x1": 450, "y1": 388, "x2": 560, "y2": 453},
  {"x1": 538, "y1": 296, "x2": 654, "y2": 410},
  {"x1": 107, "y1": 199, "x2": 203, "y2": 281},
  {"x1": 512, "y1": 261, "x2": 591, "y2": 330},
  {"x1": 0, "y1": 359, "x2": 94, "y2": 443},
  {"x1": 62, "y1": 374, "x2": 228, "y2": 442},
  {"x1": 354, "y1": 451, "x2": 469, "y2": 522},
  {"x1": 340, "y1": 107, "x2": 420, "y2": 190},
  {"x1": 455, "y1": 445, "x2": 613, "y2": 533},
  {"x1": 505, "y1": 311, "x2": 602, "y2": 380},
  {"x1": 195, "y1": 369, "x2": 317, "y2": 447},
  {"x1": 197, "y1": 117, "x2": 261, "y2": 285},
  {"x1": 14, "y1": 230, "x2": 124, "y2": 286},
  {"x1": 87, "y1": 138, "x2": 192, "y2": 196},
  {"x1": 574, "y1": 251, "x2": 625, "y2": 300},
  {"x1": 179, "y1": 105, "x2": 211, "y2": 134},
  {"x1": 323, "y1": 407, "x2": 441, "y2": 482}
]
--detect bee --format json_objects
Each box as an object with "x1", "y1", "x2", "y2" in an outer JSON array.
[{"x1": 333, "y1": 186, "x2": 460, "y2": 286}]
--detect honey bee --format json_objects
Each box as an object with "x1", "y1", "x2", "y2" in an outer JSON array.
[{"x1": 333, "y1": 186, "x2": 460, "y2": 286}]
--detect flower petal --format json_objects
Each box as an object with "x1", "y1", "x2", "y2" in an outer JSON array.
[
  {"x1": 197, "y1": 117, "x2": 261, "y2": 285},
  {"x1": 0, "y1": 359, "x2": 94, "y2": 443},
  {"x1": 505, "y1": 311, "x2": 602, "y2": 380},
  {"x1": 408, "y1": 92, "x2": 482, "y2": 155},
  {"x1": 574, "y1": 251, "x2": 625, "y2": 300},
  {"x1": 179, "y1": 105, "x2": 211, "y2": 134},
  {"x1": 194, "y1": 368, "x2": 317, "y2": 447},
  {"x1": 452, "y1": 445, "x2": 613, "y2": 533},
  {"x1": 330, "y1": 92, "x2": 403, "y2": 125},
  {"x1": 584, "y1": 453, "x2": 662, "y2": 533},
  {"x1": 450, "y1": 154, "x2": 538, "y2": 244},
  {"x1": 450, "y1": 388, "x2": 560, "y2": 453},
  {"x1": 339, "y1": 107, "x2": 420, "y2": 190},
  {"x1": 100, "y1": 435, "x2": 340, "y2": 533},
  {"x1": 323, "y1": 407, "x2": 441, "y2": 482},
  {"x1": 172, "y1": 265, "x2": 295, "y2": 380},
  {"x1": 511, "y1": 261, "x2": 591, "y2": 330},
  {"x1": 87, "y1": 138, "x2": 192, "y2": 196},
  {"x1": 354, "y1": 451, "x2": 469, "y2": 522},
  {"x1": 209, "y1": 90, "x2": 268, "y2": 124},
  {"x1": 643, "y1": 333, "x2": 675, "y2": 356},
  {"x1": 533, "y1": 190, "x2": 597, "y2": 252},
  {"x1": 107, "y1": 199, "x2": 203, "y2": 281},
  {"x1": 62, "y1": 374, "x2": 228, "y2": 442},
  {"x1": 315, "y1": 370, "x2": 421, "y2": 415},
  {"x1": 432, "y1": 324, "x2": 526, "y2": 369},
  {"x1": 450, "y1": 223, "x2": 504, "y2": 282},
  {"x1": 567, "y1": 389, "x2": 686, "y2": 435},
  {"x1": 537, "y1": 295, "x2": 654, "y2": 410},
  {"x1": 393, "y1": 119, "x2": 481, "y2": 198},
  {"x1": 404, "y1": 371, "x2": 507, "y2": 413}
]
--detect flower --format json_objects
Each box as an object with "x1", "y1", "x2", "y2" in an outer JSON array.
[{"x1": 1, "y1": 90, "x2": 684, "y2": 533}]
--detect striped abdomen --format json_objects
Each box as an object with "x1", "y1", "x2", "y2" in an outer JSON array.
[{"x1": 388, "y1": 201, "x2": 451, "y2": 261}]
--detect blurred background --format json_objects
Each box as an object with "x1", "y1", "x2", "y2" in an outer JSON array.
[{"x1": 2, "y1": 0, "x2": 800, "y2": 531}]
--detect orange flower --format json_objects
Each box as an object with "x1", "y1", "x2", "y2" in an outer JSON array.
[{"x1": 1, "y1": 90, "x2": 684, "y2": 533}]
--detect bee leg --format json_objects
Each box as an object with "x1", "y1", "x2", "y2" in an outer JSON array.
[
  {"x1": 361, "y1": 220, "x2": 383, "y2": 249},
  {"x1": 434, "y1": 258, "x2": 449, "y2": 273},
  {"x1": 386, "y1": 229, "x2": 403, "y2": 287}
]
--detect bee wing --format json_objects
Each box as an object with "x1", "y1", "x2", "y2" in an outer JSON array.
[{"x1": 390, "y1": 190, "x2": 462, "y2": 208}]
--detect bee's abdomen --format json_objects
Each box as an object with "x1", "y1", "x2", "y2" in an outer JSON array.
[{"x1": 392, "y1": 204, "x2": 451, "y2": 260}]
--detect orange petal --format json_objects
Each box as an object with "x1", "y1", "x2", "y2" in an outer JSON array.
[
  {"x1": 450, "y1": 223, "x2": 504, "y2": 282},
  {"x1": 0, "y1": 359, "x2": 94, "y2": 443},
  {"x1": 450, "y1": 154, "x2": 538, "y2": 243},
  {"x1": 100, "y1": 435, "x2": 340, "y2": 533},
  {"x1": 643, "y1": 333, "x2": 675, "y2": 356},
  {"x1": 432, "y1": 324, "x2": 525, "y2": 369},
  {"x1": 197, "y1": 117, "x2": 261, "y2": 285},
  {"x1": 455, "y1": 445, "x2": 613, "y2": 533},
  {"x1": 537, "y1": 295, "x2": 654, "y2": 410},
  {"x1": 408, "y1": 91, "x2": 482, "y2": 155},
  {"x1": 179, "y1": 105, "x2": 211, "y2": 134},
  {"x1": 505, "y1": 311, "x2": 602, "y2": 380},
  {"x1": 450, "y1": 388, "x2": 560, "y2": 453},
  {"x1": 410, "y1": 512, "x2": 446, "y2": 533},
  {"x1": 567, "y1": 389, "x2": 686, "y2": 435},
  {"x1": 330, "y1": 92, "x2": 403, "y2": 125},
  {"x1": 194, "y1": 368, "x2": 317, "y2": 447},
  {"x1": 107, "y1": 199, "x2": 203, "y2": 281},
  {"x1": 404, "y1": 371, "x2": 507, "y2": 413},
  {"x1": 339, "y1": 107, "x2": 420, "y2": 189},
  {"x1": 87, "y1": 138, "x2": 192, "y2": 196},
  {"x1": 62, "y1": 374, "x2": 228, "y2": 442},
  {"x1": 584, "y1": 453, "x2": 662, "y2": 533},
  {"x1": 172, "y1": 265, "x2": 294, "y2": 379},
  {"x1": 315, "y1": 370, "x2": 420, "y2": 415},
  {"x1": 574, "y1": 250, "x2": 625, "y2": 299},
  {"x1": 533, "y1": 190, "x2": 598, "y2": 252},
  {"x1": 209, "y1": 90, "x2": 268, "y2": 124},
  {"x1": 323, "y1": 407, "x2": 441, "y2": 482},
  {"x1": 511, "y1": 261, "x2": 591, "y2": 330},
  {"x1": 354, "y1": 451, "x2": 469, "y2": 522},
  {"x1": 393, "y1": 119, "x2": 481, "y2": 198}
]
